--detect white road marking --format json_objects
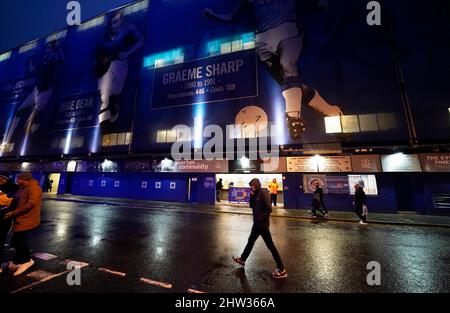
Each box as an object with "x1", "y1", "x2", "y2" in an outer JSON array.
[
  {"x1": 11, "y1": 259, "x2": 90, "y2": 293},
  {"x1": 27, "y1": 270, "x2": 54, "y2": 281},
  {"x1": 98, "y1": 267, "x2": 126, "y2": 277},
  {"x1": 11, "y1": 270, "x2": 71, "y2": 294},
  {"x1": 33, "y1": 253, "x2": 58, "y2": 261},
  {"x1": 140, "y1": 277, "x2": 173, "y2": 289},
  {"x1": 187, "y1": 288, "x2": 206, "y2": 293},
  {"x1": 62, "y1": 259, "x2": 90, "y2": 268}
]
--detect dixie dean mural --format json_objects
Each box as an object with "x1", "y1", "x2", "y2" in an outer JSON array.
[{"x1": 0, "y1": 1, "x2": 149, "y2": 157}]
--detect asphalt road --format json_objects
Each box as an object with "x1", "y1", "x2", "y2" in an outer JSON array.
[{"x1": 1, "y1": 199, "x2": 449, "y2": 293}]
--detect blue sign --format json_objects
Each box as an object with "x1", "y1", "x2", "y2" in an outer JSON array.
[
  {"x1": 326, "y1": 176, "x2": 350, "y2": 194},
  {"x1": 151, "y1": 49, "x2": 258, "y2": 109},
  {"x1": 1, "y1": 76, "x2": 37, "y2": 104},
  {"x1": 228, "y1": 187, "x2": 251, "y2": 203},
  {"x1": 203, "y1": 176, "x2": 215, "y2": 190},
  {"x1": 49, "y1": 91, "x2": 100, "y2": 131}
]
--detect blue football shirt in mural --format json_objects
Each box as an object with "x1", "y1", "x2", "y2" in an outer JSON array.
[{"x1": 244, "y1": 0, "x2": 297, "y2": 33}]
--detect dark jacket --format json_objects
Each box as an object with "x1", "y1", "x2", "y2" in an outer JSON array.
[
  {"x1": 316, "y1": 186, "x2": 324, "y2": 202},
  {"x1": 249, "y1": 188, "x2": 272, "y2": 228},
  {"x1": 10, "y1": 179, "x2": 42, "y2": 232},
  {"x1": 216, "y1": 181, "x2": 223, "y2": 190},
  {"x1": 312, "y1": 190, "x2": 321, "y2": 208},
  {"x1": 354, "y1": 187, "x2": 367, "y2": 208},
  {"x1": 0, "y1": 179, "x2": 19, "y2": 197}
]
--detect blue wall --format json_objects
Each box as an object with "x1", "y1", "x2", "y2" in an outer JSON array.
[
  {"x1": 67, "y1": 172, "x2": 216, "y2": 205},
  {"x1": 282, "y1": 173, "x2": 450, "y2": 215},
  {"x1": 40, "y1": 170, "x2": 450, "y2": 215},
  {"x1": 415, "y1": 174, "x2": 450, "y2": 215},
  {"x1": 283, "y1": 173, "x2": 398, "y2": 214}
]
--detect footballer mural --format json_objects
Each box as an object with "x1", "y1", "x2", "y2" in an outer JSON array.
[
  {"x1": 0, "y1": 1, "x2": 149, "y2": 157},
  {"x1": 133, "y1": 0, "x2": 409, "y2": 154}
]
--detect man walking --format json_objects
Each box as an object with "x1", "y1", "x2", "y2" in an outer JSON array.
[
  {"x1": 233, "y1": 178, "x2": 287, "y2": 279},
  {"x1": 353, "y1": 183, "x2": 368, "y2": 225},
  {"x1": 3, "y1": 172, "x2": 42, "y2": 276},
  {"x1": 315, "y1": 182, "x2": 329, "y2": 217}
]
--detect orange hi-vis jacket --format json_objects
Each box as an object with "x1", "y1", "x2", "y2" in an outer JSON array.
[{"x1": 268, "y1": 182, "x2": 279, "y2": 195}]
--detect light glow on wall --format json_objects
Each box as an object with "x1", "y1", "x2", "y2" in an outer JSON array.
[
  {"x1": 143, "y1": 48, "x2": 184, "y2": 69},
  {"x1": 310, "y1": 155, "x2": 326, "y2": 171},
  {"x1": 19, "y1": 42, "x2": 37, "y2": 54},
  {"x1": 67, "y1": 161, "x2": 77, "y2": 172},
  {"x1": 63, "y1": 129, "x2": 74, "y2": 155},
  {"x1": 77, "y1": 16, "x2": 105, "y2": 31},
  {"x1": 123, "y1": 0, "x2": 149, "y2": 15},
  {"x1": 46, "y1": 30, "x2": 67, "y2": 43},
  {"x1": 240, "y1": 156, "x2": 250, "y2": 169},
  {"x1": 193, "y1": 103, "x2": 205, "y2": 149},
  {"x1": 325, "y1": 116, "x2": 342, "y2": 134},
  {"x1": 0, "y1": 51, "x2": 11, "y2": 62},
  {"x1": 207, "y1": 32, "x2": 255, "y2": 56}
]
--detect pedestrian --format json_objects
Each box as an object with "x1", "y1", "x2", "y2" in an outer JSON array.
[
  {"x1": 313, "y1": 182, "x2": 328, "y2": 217},
  {"x1": 216, "y1": 178, "x2": 223, "y2": 202},
  {"x1": 3, "y1": 172, "x2": 42, "y2": 276},
  {"x1": 268, "y1": 178, "x2": 279, "y2": 206},
  {"x1": 233, "y1": 178, "x2": 287, "y2": 279},
  {"x1": 311, "y1": 189, "x2": 326, "y2": 218},
  {"x1": 0, "y1": 173, "x2": 19, "y2": 274},
  {"x1": 44, "y1": 178, "x2": 51, "y2": 193},
  {"x1": 353, "y1": 183, "x2": 368, "y2": 225}
]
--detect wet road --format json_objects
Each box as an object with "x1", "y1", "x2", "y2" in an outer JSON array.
[{"x1": 1, "y1": 199, "x2": 450, "y2": 293}]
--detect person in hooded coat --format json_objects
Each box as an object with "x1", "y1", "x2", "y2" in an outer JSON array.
[{"x1": 232, "y1": 178, "x2": 287, "y2": 279}]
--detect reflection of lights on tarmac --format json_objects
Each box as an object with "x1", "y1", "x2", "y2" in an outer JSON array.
[
  {"x1": 156, "y1": 247, "x2": 164, "y2": 256},
  {"x1": 309, "y1": 238, "x2": 339, "y2": 281},
  {"x1": 56, "y1": 224, "x2": 67, "y2": 238},
  {"x1": 91, "y1": 235, "x2": 101, "y2": 247}
]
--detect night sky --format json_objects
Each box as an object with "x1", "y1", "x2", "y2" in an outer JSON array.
[{"x1": 0, "y1": 0, "x2": 134, "y2": 52}]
